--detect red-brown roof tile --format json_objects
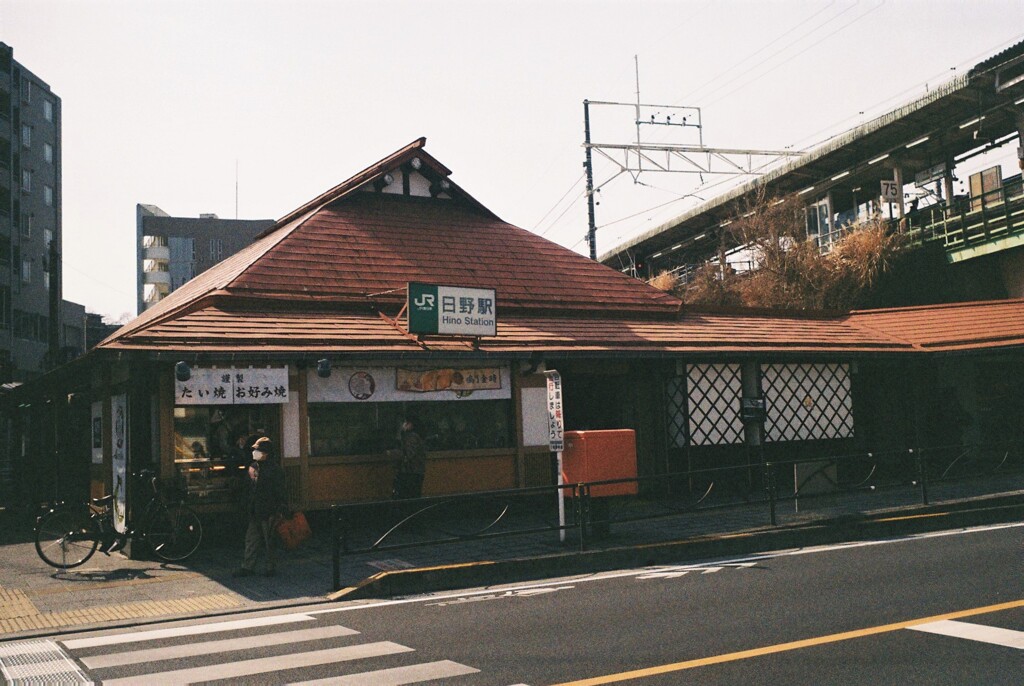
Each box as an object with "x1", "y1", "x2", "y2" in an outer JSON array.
[{"x1": 845, "y1": 298, "x2": 1024, "y2": 351}]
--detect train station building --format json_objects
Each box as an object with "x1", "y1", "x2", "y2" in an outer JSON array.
[{"x1": 5, "y1": 138, "x2": 1024, "y2": 516}]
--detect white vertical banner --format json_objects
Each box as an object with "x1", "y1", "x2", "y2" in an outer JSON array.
[
  {"x1": 544, "y1": 371, "x2": 564, "y2": 452},
  {"x1": 111, "y1": 393, "x2": 128, "y2": 534},
  {"x1": 543, "y1": 370, "x2": 566, "y2": 543}
]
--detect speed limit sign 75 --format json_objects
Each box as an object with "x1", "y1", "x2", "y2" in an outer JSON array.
[{"x1": 881, "y1": 179, "x2": 900, "y2": 202}]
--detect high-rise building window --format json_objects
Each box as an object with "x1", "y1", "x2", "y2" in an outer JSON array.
[
  {"x1": 21, "y1": 169, "x2": 31, "y2": 193},
  {"x1": 21, "y1": 258, "x2": 31, "y2": 284},
  {"x1": 43, "y1": 99, "x2": 53, "y2": 122},
  {"x1": 44, "y1": 185, "x2": 53, "y2": 206},
  {"x1": 20, "y1": 213, "x2": 31, "y2": 238},
  {"x1": 21, "y1": 124, "x2": 31, "y2": 148},
  {"x1": 21, "y1": 76, "x2": 31, "y2": 103},
  {"x1": 44, "y1": 227, "x2": 53, "y2": 247},
  {"x1": 44, "y1": 142, "x2": 52, "y2": 164}
]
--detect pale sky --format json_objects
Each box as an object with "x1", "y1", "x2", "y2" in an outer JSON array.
[{"x1": 2, "y1": 0, "x2": 1022, "y2": 321}]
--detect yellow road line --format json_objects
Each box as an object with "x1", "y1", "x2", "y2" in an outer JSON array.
[
  {"x1": 552, "y1": 598, "x2": 1024, "y2": 686},
  {"x1": 873, "y1": 512, "x2": 950, "y2": 523}
]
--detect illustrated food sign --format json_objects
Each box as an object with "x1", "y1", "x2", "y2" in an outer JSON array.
[
  {"x1": 396, "y1": 367, "x2": 502, "y2": 393},
  {"x1": 175, "y1": 367, "x2": 290, "y2": 405},
  {"x1": 408, "y1": 282, "x2": 497, "y2": 337},
  {"x1": 307, "y1": 365, "x2": 511, "y2": 403}
]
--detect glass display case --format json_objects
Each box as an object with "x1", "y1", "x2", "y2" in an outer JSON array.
[{"x1": 173, "y1": 405, "x2": 277, "y2": 502}]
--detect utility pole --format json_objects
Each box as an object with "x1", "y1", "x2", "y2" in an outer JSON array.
[
  {"x1": 582, "y1": 58, "x2": 804, "y2": 265},
  {"x1": 583, "y1": 100, "x2": 598, "y2": 261}
]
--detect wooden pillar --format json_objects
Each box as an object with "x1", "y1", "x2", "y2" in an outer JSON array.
[
  {"x1": 297, "y1": 365, "x2": 310, "y2": 509},
  {"x1": 158, "y1": 366, "x2": 175, "y2": 481},
  {"x1": 512, "y1": 362, "x2": 526, "y2": 488}
]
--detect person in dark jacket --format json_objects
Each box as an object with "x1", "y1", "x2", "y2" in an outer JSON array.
[
  {"x1": 393, "y1": 416, "x2": 427, "y2": 499},
  {"x1": 233, "y1": 436, "x2": 287, "y2": 577}
]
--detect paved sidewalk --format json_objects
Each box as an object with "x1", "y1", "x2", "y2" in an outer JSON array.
[{"x1": 2, "y1": 487, "x2": 1022, "y2": 642}]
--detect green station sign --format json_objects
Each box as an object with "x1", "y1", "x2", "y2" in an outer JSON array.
[{"x1": 408, "y1": 282, "x2": 497, "y2": 337}]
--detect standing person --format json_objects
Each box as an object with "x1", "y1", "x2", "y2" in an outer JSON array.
[
  {"x1": 393, "y1": 416, "x2": 427, "y2": 499},
  {"x1": 233, "y1": 437, "x2": 287, "y2": 577}
]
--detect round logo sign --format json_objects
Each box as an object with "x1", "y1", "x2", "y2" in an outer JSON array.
[{"x1": 348, "y1": 371, "x2": 376, "y2": 400}]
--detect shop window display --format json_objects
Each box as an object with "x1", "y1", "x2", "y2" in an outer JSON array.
[
  {"x1": 309, "y1": 399, "x2": 512, "y2": 457},
  {"x1": 173, "y1": 406, "x2": 278, "y2": 500}
]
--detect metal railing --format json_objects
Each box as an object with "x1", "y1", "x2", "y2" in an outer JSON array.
[
  {"x1": 331, "y1": 441, "x2": 1023, "y2": 590},
  {"x1": 331, "y1": 483, "x2": 585, "y2": 591},
  {"x1": 901, "y1": 178, "x2": 1024, "y2": 252}
]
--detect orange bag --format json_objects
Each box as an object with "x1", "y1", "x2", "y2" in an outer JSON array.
[{"x1": 275, "y1": 511, "x2": 311, "y2": 550}]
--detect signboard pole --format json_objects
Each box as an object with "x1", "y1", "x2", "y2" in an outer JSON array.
[
  {"x1": 543, "y1": 370, "x2": 565, "y2": 543},
  {"x1": 556, "y1": 450, "x2": 565, "y2": 543}
]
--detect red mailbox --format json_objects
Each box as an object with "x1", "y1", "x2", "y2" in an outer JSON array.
[{"x1": 561, "y1": 429, "x2": 638, "y2": 497}]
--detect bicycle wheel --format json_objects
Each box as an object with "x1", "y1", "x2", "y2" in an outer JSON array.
[
  {"x1": 35, "y1": 507, "x2": 101, "y2": 569},
  {"x1": 146, "y1": 503, "x2": 203, "y2": 562}
]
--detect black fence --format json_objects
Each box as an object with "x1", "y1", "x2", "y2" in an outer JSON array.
[{"x1": 330, "y1": 441, "x2": 1024, "y2": 590}]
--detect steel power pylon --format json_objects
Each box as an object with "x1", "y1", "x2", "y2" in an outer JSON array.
[{"x1": 583, "y1": 65, "x2": 804, "y2": 263}]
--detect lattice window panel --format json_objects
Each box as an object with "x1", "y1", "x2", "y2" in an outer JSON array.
[
  {"x1": 762, "y1": 363, "x2": 854, "y2": 442},
  {"x1": 687, "y1": 363, "x2": 744, "y2": 445},
  {"x1": 666, "y1": 376, "x2": 688, "y2": 448}
]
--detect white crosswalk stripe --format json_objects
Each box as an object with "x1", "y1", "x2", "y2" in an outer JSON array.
[
  {"x1": 909, "y1": 619, "x2": 1024, "y2": 650},
  {"x1": 62, "y1": 612, "x2": 316, "y2": 649},
  {"x1": 288, "y1": 659, "x2": 480, "y2": 685},
  {"x1": 101, "y1": 641, "x2": 415, "y2": 685},
  {"x1": 80, "y1": 625, "x2": 359, "y2": 669},
  {"x1": 53, "y1": 614, "x2": 482, "y2": 685}
]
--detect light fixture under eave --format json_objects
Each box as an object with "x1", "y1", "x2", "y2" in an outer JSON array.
[
  {"x1": 831, "y1": 171, "x2": 851, "y2": 181},
  {"x1": 798, "y1": 186, "x2": 815, "y2": 195},
  {"x1": 868, "y1": 154, "x2": 890, "y2": 165},
  {"x1": 905, "y1": 136, "x2": 930, "y2": 149},
  {"x1": 174, "y1": 361, "x2": 191, "y2": 382},
  {"x1": 316, "y1": 359, "x2": 332, "y2": 378},
  {"x1": 374, "y1": 173, "x2": 395, "y2": 191},
  {"x1": 429, "y1": 179, "x2": 451, "y2": 197}
]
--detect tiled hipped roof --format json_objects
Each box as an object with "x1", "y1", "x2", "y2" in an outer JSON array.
[
  {"x1": 102, "y1": 140, "x2": 1024, "y2": 358},
  {"x1": 228, "y1": 193, "x2": 679, "y2": 315}
]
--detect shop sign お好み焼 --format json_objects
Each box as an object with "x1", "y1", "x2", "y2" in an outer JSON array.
[
  {"x1": 175, "y1": 368, "x2": 290, "y2": 405},
  {"x1": 408, "y1": 282, "x2": 496, "y2": 337}
]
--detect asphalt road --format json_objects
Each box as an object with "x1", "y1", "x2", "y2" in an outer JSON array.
[{"x1": 7, "y1": 522, "x2": 1023, "y2": 685}]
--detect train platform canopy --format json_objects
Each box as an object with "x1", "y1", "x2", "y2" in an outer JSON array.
[
  {"x1": 95, "y1": 138, "x2": 1024, "y2": 361},
  {"x1": 601, "y1": 39, "x2": 1024, "y2": 271}
]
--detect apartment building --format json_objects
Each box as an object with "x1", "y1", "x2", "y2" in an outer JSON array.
[
  {"x1": 137, "y1": 204, "x2": 274, "y2": 313},
  {"x1": 0, "y1": 43, "x2": 85, "y2": 383}
]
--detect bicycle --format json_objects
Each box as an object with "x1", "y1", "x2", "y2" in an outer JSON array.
[{"x1": 34, "y1": 469, "x2": 203, "y2": 569}]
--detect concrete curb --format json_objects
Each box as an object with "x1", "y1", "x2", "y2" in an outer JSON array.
[{"x1": 339, "y1": 494, "x2": 1024, "y2": 600}]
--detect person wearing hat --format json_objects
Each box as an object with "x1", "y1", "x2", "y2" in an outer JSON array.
[{"x1": 233, "y1": 436, "x2": 288, "y2": 577}]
